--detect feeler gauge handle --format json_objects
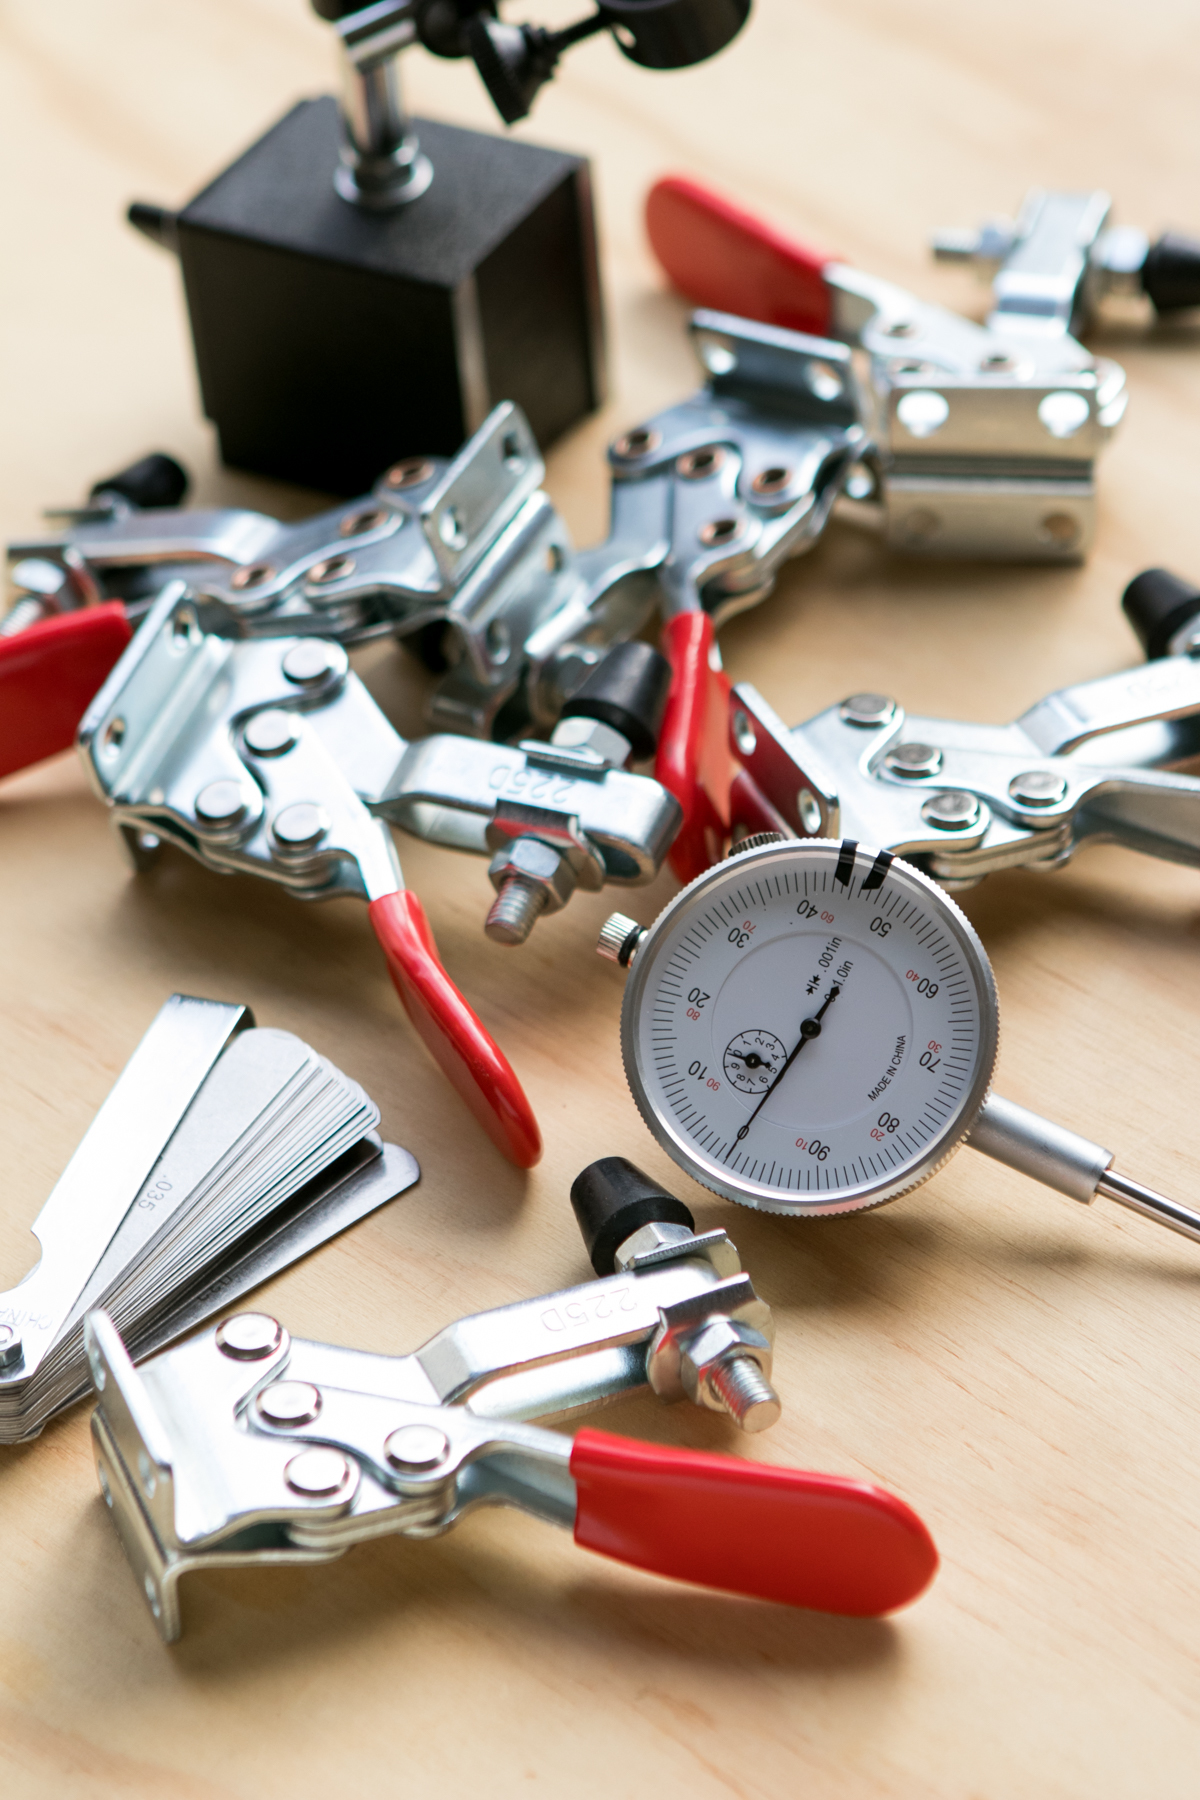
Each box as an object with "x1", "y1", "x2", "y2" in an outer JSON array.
[{"x1": 966, "y1": 1094, "x2": 1200, "y2": 1246}]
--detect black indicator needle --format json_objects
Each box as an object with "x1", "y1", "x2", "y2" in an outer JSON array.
[{"x1": 724, "y1": 985, "x2": 841, "y2": 1162}]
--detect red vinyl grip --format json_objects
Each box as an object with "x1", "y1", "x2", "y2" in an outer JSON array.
[
  {"x1": 369, "y1": 889, "x2": 542, "y2": 1169},
  {"x1": 646, "y1": 176, "x2": 837, "y2": 338},
  {"x1": 571, "y1": 1429, "x2": 939, "y2": 1617},
  {"x1": 0, "y1": 604, "x2": 132, "y2": 780},
  {"x1": 654, "y1": 612, "x2": 736, "y2": 884}
]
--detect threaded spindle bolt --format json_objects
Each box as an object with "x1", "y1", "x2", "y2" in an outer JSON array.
[
  {"x1": 0, "y1": 597, "x2": 51, "y2": 637},
  {"x1": 706, "y1": 1352, "x2": 782, "y2": 1433},
  {"x1": 485, "y1": 879, "x2": 549, "y2": 945}
]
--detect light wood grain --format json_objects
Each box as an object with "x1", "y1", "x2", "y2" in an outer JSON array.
[{"x1": 4, "y1": 3, "x2": 1200, "y2": 1794}]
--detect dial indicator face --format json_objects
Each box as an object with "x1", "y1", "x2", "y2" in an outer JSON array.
[{"x1": 621, "y1": 840, "x2": 999, "y2": 1216}]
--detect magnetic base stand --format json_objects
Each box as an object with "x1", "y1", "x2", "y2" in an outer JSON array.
[{"x1": 172, "y1": 97, "x2": 605, "y2": 493}]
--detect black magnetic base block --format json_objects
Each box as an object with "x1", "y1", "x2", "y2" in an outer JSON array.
[{"x1": 175, "y1": 97, "x2": 605, "y2": 494}]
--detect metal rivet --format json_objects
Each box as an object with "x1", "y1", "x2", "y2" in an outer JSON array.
[
  {"x1": 1039, "y1": 512, "x2": 1081, "y2": 547},
  {"x1": 285, "y1": 1448, "x2": 351, "y2": 1498},
  {"x1": 243, "y1": 709, "x2": 297, "y2": 758},
  {"x1": 806, "y1": 360, "x2": 842, "y2": 402},
  {"x1": 797, "y1": 789, "x2": 822, "y2": 834},
  {"x1": 486, "y1": 619, "x2": 512, "y2": 664},
  {"x1": 840, "y1": 693, "x2": 897, "y2": 728},
  {"x1": 339, "y1": 506, "x2": 389, "y2": 537},
  {"x1": 171, "y1": 605, "x2": 199, "y2": 645},
  {"x1": 137, "y1": 1451, "x2": 158, "y2": 1499},
  {"x1": 883, "y1": 319, "x2": 917, "y2": 338},
  {"x1": 921, "y1": 790, "x2": 981, "y2": 831},
  {"x1": 195, "y1": 779, "x2": 249, "y2": 828},
  {"x1": 384, "y1": 457, "x2": 435, "y2": 490},
  {"x1": 677, "y1": 447, "x2": 724, "y2": 481},
  {"x1": 216, "y1": 1313, "x2": 283, "y2": 1360},
  {"x1": 896, "y1": 391, "x2": 950, "y2": 438},
  {"x1": 102, "y1": 716, "x2": 126, "y2": 756},
  {"x1": 611, "y1": 426, "x2": 662, "y2": 461},
  {"x1": 144, "y1": 1573, "x2": 162, "y2": 1620},
  {"x1": 272, "y1": 803, "x2": 329, "y2": 851},
  {"x1": 258, "y1": 1381, "x2": 322, "y2": 1427},
  {"x1": 0, "y1": 1324, "x2": 23, "y2": 1371},
  {"x1": 732, "y1": 711, "x2": 756, "y2": 756},
  {"x1": 751, "y1": 465, "x2": 793, "y2": 497},
  {"x1": 843, "y1": 462, "x2": 875, "y2": 502},
  {"x1": 698, "y1": 517, "x2": 741, "y2": 547},
  {"x1": 900, "y1": 508, "x2": 942, "y2": 543},
  {"x1": 385, "y1": 1424, "x2": 451, "y2": 1471},
  {"x1": 695, "y1": 331, "x2": 737, "y2": 376},
  {"x1": 306, "y1": 554, "x2": 355, "y2": 586},
  {"x1": 438, "y1": 506, "x2": 468, "y2": 551},
  {"x1": 886, "y1": 742, "x2": 944, "y2": 778},
  {"x1": 1008, "y1": 770, "x2": 1067, "y2": 807},
  {"x1": 281, "y1": 640, "x2": 340, "y2": 685},
  {"x1": 230, "y1": 561, "x2": 276, "y2": 591},
  {"x1": 1038, "y1": 391, "x2": 1090, "y2": 439}
]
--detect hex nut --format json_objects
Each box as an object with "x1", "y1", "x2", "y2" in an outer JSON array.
[
  {"x1": 678, "y1": 1317, "x2": 773, "y2": 1411},
  {"x1": 487, "y1": 837, "x2": 576, "y2": 912}
]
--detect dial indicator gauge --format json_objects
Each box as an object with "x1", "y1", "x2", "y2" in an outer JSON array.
[{"x1": 620, "y1": 840, "x2": 999, "y2": 1216}]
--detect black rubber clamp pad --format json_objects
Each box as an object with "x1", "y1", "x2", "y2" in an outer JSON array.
[
  {"x1": 1121, "y1": 567, "x2": 1200, "y2": 660},
  {"x1": 560, "y1": 641, "x2": 673, "y2": 761},
  {"x1": 570, "y1": 1156, "x2": 695, "y2": 1276},
  {"x1": 1141, "y1": 232, "x2": 1200, "y2": 314},
  {"x1": 90, "y1": 452, "x2": 189, "y2": 511}
]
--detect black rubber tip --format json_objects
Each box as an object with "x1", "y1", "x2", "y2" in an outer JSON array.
[
  {"x1": 126, "y1": 200, "x2": 179, "y2": 254},
  {"x1": 560, "y1": 641, "x2": 673, "y2": 761},
  {"x1": 570, "y1": 1157, "x2": 695, "y2": 1277},
  {"x1": 1141, "y1": 232, "x2": 1200, "y2": 313},
  {"x1": 1121, "y1": 567, "x2": 1200, "y2": 660},
  {"x1": 90, "y1": 453, "x2": 190, "y2": 511}
]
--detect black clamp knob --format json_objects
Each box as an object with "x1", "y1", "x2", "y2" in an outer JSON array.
[
  {"x1": 90, "y1": 453, "x2": 190, "y2": 512},
  {"x1": 1121, "y1": 567, "x2": 1200, "y2": 660},
  {"x1": 1141, "y1": 233, "x2": 1200, "y2": 314},
  {"x1": 570, "y1": 1157, "x2": 695, "y2": 1276},
  {"x1": 561, "y1": 640, "x2": 672, "y2": 761}
]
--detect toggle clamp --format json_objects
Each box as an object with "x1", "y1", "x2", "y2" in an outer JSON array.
[
  {"x1": 78, "y1": 586, "x2": 682, "y2": 1163},
  {"x1": 721, "y1": 569, "x2": 1200, "y2": 889},
  {"x1": 86, "y1": 1156, "x2": 938, "y2": 1642},
  {"x1": 645, "y1": 175, "x2": 1129, "y2": 563},
  {"x1": 931, "y1": 186, "x2": 1200, "y2": 332}
]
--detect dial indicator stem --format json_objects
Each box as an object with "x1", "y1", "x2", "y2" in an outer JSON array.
[
  {"x1": 1095, "y1": 1169, "x2": 1200, "y2": 1246},
  {"x1": 725, "y1": 984, "x2": 841, "y2": 1162},
  {"x1": 968, "y1": 1093, "x2": 1200, "y2": 1247}
]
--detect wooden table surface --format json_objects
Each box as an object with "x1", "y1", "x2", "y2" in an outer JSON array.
[{"x1": 4, "y1": 2, "x2": 1200, "y2": 1794}]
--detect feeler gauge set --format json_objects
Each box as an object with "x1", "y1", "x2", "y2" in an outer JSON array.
[{"x1": 0, "y1": 996, "x2": 417, "y2": 1441}]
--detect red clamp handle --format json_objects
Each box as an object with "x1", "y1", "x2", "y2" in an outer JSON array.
[
  {"x1": 0, "y1": 604, "x2": 132, "y2": 781},
  {"x1": 654, "y1": 613, "x2": 736, "y2": 884},
  {"x1": 369, "y1": 889, "x2": 542, "y2": 1169},
  {"x1": 646, "y1": 175, "x2": 838, "y2": 338},
  {"x1": 571, "y1": 1429, "x2": 938, "y2": 1617}
]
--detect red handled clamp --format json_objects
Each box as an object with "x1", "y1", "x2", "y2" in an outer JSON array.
[
  {"x1": 1, "y1": 454, "x2": 188, "y2": 779},
  {"x1": 76, "y1": 592, "x2": 683, "y2": 1164},
  {"x1": 87, "y1": 1154, "x2": 937, "y2": 1641},
  {"x1": 646, "y1": 175, "x2": 1128, "y2": 565}
]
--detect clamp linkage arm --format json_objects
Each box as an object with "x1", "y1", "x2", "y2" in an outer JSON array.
[{"x1": 86, "y1": 1155, "x2": 937, "y2": 1642}]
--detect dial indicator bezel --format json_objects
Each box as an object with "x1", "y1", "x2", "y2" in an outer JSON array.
[{"x1": 620, "y1": 840, "x2": 1000, "y2": 1217}]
